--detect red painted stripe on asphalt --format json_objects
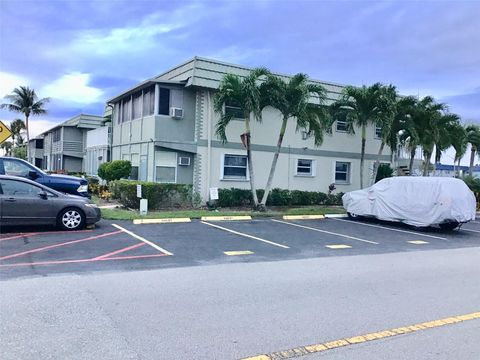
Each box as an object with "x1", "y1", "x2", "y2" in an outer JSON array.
[
  {"x1": 0, "y1": 230, "x2": 123, "y2": 261},
  {"x1": 93, "y1": 243, "x2": 145, "y2": 260},
  {"x1": 0, "y1": 229, "x2": 93, "y2": 240},
  {"x1": 0, "y1": 253, "x2": 168, "y2": 268}
]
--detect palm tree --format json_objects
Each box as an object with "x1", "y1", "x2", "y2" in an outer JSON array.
[
  {"x1": 449, "y1": 123, "x2": 467, "y2": 177},
  {"x1": 332, "y1": 83, "x2": 388, "y2": 188},
  {"x1": 0, "y1": 141, "x2": 13, "y2": 155},
  {"x1": 465, "y1": 124, "x2": 480, "y2": 175},
  {"x1": 10, "y1": 118, "x2": 26, "y2": 146},
  {"x1": 433, "y1": 113, "x2": 462, "y2": 167},
  {"x1": 258, "y1": 73, "x2": 331, "y2": 209},
  {"x1": 370, "y1": 85, "x2": 399, "y2": 185},
  {"x1": 214, "y1": 68, "x2": 270, "y2": 208},
  {"x1": 1, "y1": 86, "x2": 50, "y2": 161}
]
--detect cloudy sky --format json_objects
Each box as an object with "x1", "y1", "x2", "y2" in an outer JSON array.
[{"x1": 0, "y1": 0, "x2": 479, "y2": 161}]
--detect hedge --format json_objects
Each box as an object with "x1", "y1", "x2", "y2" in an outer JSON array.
[
  {"x1": 217, "y1": 188, "x2": 343, "y2": 207},
  {"x1": 110, "y1": 180, "x2": 193, "y2": 209}
]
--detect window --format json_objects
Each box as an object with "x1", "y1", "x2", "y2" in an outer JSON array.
[
  {"x1": 0, "y1": 179, "x2": 40, "y2": 197},
  {"x1": 335, "y1": 162, "x2": 351, "y2": 184},
  {"x1": 336, "y1": 120, "x2": 348, "y2": 132},
  {"x1": 3, "y1": 159, "x2": 31, "y2": 177},
  {"x1": 159, "y1": 88, "x2": 170, "y2": 115},
  {"x1": 296, "y1": 159, "x2": 314, "y2": 176},
  {"x1": 155, "y1": 151, "x2": 176, "y2": 183},
  {"x1": 225, "y1": 100, "x2": 244, "y2": 119},
  {"x1": 130, "y1": 153, "x2": 139, "y2": 180},
  {"x1": 132, "y1": 92, "x2": 142, "y2": 119},
  {"x1": 121, "y1": 97, "x2": 131, "y2": 123},
  {"x1": 223, "y1": 154, "x2": 247, "y2": 180},
  {"x1": 35, "y1": 139, "x2": 44, "y2": 149},
  {"x1": 53, "y1": 129, "x2": 61, "y2": 142},
  {"x1": 143, "y1": 85, "x2": 155, "y2": 116},
  {"x1": 375, "y1": 125, "x2": 382, "y2": 139}
]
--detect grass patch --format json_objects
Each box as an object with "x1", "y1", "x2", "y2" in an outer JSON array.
[{"x1": 100, "y1": 206, "x2": 345, "y2": 220}]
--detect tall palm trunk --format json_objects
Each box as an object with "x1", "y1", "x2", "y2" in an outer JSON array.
[
  {"x1": 408, "y1": 147, "x2": 416, "y2": 175},
  {"x1": 245, "y1": 116, "x2": 259, "y2": 208},
  {"x1": 422, "y1": 151, "x2": 431, "y2": 176},
  {"x1": 25, "y1": 114, "x2": 30, "y2": 161},
  {"x1": 359, "y1": 125, "x2": 366, "y2": 188},
  {"x1": 260, "y1": 116, "x2": 288, "y2": 208},
  {"x1": 470, "y1": 145, "x2": 477, "y2": 176},
  {"x1": 371, "y1": 141, "x2": 385, "y2": 185}
]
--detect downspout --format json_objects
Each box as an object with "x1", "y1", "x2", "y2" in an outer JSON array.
[{"x1": 206, "y1": 90, "x2": 212, "y2": 197}]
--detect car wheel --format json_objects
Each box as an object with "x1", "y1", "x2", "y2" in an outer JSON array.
[
  {"x1": 347, "y1": 212, "x2": 360, "y2": 220},
  {"x1": 439, "y1": 222, "x2": 459, "y2": 231},
  {"x1": 58, "y1": 207, "x2": 85, "y2": 231}
]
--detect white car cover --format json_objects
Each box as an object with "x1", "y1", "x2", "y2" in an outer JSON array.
[{"x1": 342, "y1": 177, "x2": 476, "y2": 227}]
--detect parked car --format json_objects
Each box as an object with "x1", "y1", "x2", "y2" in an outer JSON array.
[
  {"x1": 0, "y1": 175, "x2": 100, "y2": 230},
  {"x1": 342, "y1": 177, "x2": 476, "y2": 230},
  {"x1": 0, "y1": 157, "x2": 89, "y2": 197}
]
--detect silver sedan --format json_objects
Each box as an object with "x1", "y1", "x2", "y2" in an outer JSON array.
[{"x1": 0, "y1": 175, "x2": 101, "y2": 230}]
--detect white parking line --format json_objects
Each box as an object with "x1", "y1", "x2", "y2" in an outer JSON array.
[
  {"x1": 331, "y1": 218, "x2": 448, "y2": 240},
  {"x1": 271, "y1": 219, "x2": 379, "y2": 245},
  {"x1": 462, "y1": 228, "x2": 480, "y2": 234},
  {"x1": 200, "y1": 221, "x2": 290, "y2": 249},
  {"x1": 112, "y1": 224, "x2": 173, "y2": 256}
]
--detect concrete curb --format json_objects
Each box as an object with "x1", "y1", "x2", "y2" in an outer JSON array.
[
  {"x1": 324, "y1": 214, "x2": 348, "y2": 218},
  {"x1": 282, "y1": 215, "x2": 325, "y2": 220},
  {"x1": 200, "y1": 216, "x2": 252, "y2": 221},
  {"x1": 133, "y1": 218, "x2": 191, "y2": 225}
]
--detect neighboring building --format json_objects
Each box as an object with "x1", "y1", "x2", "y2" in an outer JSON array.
[
  {"x1": 430, "y1": 163, "x2": 480, "y2": 178},
  {"x1": 41, "y1": 114, "x2": 104, "y2": 173},
  {"x1": 28, "y1": 136, "x2": 45, "y2": 168},
  {"x1": 107, "y1": 57, "x2": 391, "y2": 202},
  {"x1": 84, "y1": 125, "x2": 111, "y2": 176}
]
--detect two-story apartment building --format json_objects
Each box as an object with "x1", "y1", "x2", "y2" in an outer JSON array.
[
  {"x1": 37, "y1": 114, "x2": 104, "y2": 173},
  {"x1": 108, "y1": 57, "x2": 391, "y2": 201},
  {"x1": 28, "y1": 136, "x2": 45, "y2": 168}
]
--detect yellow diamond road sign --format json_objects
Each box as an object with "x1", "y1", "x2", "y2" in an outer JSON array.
[{"x1": 0, "y1": 121, "x2": 13, "y2": 144}]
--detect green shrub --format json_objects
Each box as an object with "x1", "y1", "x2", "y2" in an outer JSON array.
[
  {"x1": 462, "y1": 175, "x2": 480, "y2": 209},
  {"x1": 375, "y1": 163, "x2": 394, "y2": 182},
  {"x1": 98, "y1": 160, "x2": 131, "y2": 182},
  {"x1": 217, "y1": 188, "x2": 343, "y2": 207},
  {"x1": 110, "y1": 180, "x2": 192, "y2": 209}
]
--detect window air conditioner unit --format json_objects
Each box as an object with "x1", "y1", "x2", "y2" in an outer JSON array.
[
  {"x1": 170, "y1": 107, "x2": 184, "y2": 119},
  {"x1": 178, "y1": 157, "x2": 190, "y2": 166}
]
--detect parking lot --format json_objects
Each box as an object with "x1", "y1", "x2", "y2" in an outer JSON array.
[{"x1": 1, "y1": 216, "x2": 479, "y2": 279}]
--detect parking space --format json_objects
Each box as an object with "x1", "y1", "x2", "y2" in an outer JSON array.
[{"x1": 0, "y1": 216, "x2": 478, "y2": 279}]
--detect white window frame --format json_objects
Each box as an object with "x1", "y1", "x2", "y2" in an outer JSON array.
[
  {"x1": 220, "y1": 154, "x2": 249, "y2": 181},
  {"x1": 336, "y1": 120, "x2": 348, "y2": 132},
  {"x1": 295, "y1": 158, "x2": 316, "y2": 177},
  {"x1": 334, "y1": 161, "x2": 351, "y2": 184},
  {"x1": 155, "y1": 151, "x2": 177, "y2": 184}
]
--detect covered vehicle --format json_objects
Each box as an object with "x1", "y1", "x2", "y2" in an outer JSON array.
[{"x1": 342, "y1": 177, "x2": 476, "y2": 230}]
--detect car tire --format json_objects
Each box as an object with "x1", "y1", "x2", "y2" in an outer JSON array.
[
  {"x1": 347, "y1": 212, "x2": 361, "y2": 220},
  {"x1": 439, "y1": 222, "x2": 459, "y2": 231},
  {"x1": 58, "y1": 207, "x2": 86, "y2": 231}
]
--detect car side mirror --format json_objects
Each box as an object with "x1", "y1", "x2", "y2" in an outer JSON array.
[
  {"x1": 38, "y1": 191, "x2": 48, "y2": 200},
  {"x1": 29, "y1": 170, "x2": 39, "y2": 180}
]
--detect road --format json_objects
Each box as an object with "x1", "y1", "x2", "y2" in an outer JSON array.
[{"x1": 1, "y1": 244, "x2": 479, "y2": 359}]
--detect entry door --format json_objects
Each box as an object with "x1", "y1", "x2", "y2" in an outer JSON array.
[
  {"x1": 139, "y1": 155, "x2": 148, "y2": 181},
  {"x1": 0, "y1": 179, "x2": 55, "y2": 225}
]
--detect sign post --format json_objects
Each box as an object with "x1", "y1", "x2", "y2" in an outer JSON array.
[
  {"x1": 0, "y1": 121, "x2": 13, "y2": 145},
  {"x1": 137, "y1": 185, "x2": 148, "y2": 216}
]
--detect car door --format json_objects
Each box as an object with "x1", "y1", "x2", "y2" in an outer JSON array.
[{"x1": 0, "y1": 179, "x2": 56, "y2": 226}]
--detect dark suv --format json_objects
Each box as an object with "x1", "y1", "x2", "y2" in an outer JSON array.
[{"x1": 0, "y1": 157, "x2": 90, "y2": 197}]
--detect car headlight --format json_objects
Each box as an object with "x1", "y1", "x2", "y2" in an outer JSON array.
[
  {"x1": 84, "y1": 203, "x2": 98, "y2": 208},
  {"x1": 77, "y1": 185, "x2": 88, "y2": 193}
]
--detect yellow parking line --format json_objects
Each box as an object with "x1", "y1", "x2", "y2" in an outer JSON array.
[
  {"x1": 201, "y1": 216, "x2": 252, "y2": 221},
  {"x1": 224, "y1": 251, "x2": 254, "y2": 256},
  {"x1": 325, "y1": 244, "x2": 351, "y2": 249},
  {"x1": 201, "y1": 221, "x2": 290, "y2": 249},
  {"x1": 240, "y1": 311, "x2": 480, "y2": 360},
  {"x1": 111, "y1": 224, "x2": 173, "y2": 256},
  {"x1": 331, "y1": 218, "x2": 447, "y2": 240},
  {"x1": 272, "y1": 219, "x2": 378, "y2": 244},
  {"x1": 408, "y1": 240, "x2": 429, "y2": 245}
]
